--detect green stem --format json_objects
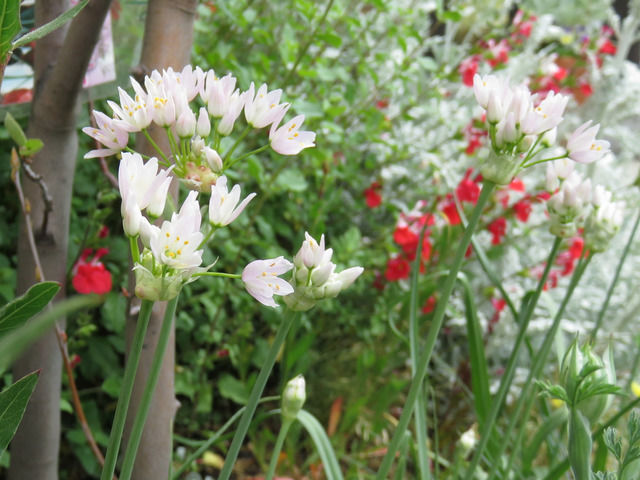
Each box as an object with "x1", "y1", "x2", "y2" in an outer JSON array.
[
  {"x1": 198, "y1": 225, "x2": 217, "y2": 249},
  {"x1": 142, "y1": 129, "x2": 170, "y2": 165},
  {"x1": 522, "y1": 153, "x2": 569, "y2": 169},
  {"x1": 465, "y1": 236, "x2": 562, "y2": 478},
  {"x1": 375, "y1": 180, "x2": 496, "y2": 479},
  {"x1": 129, "y1": 235, "x2": 140, "y2": 264},
  {"x1": 522, "y1": 134, "x2": 544, "y2": 164},
  {"x1": 164, "y1": 126, "x2": 180, "y2": 160},
  {"x1": 591, "y1": 208, "x2": 640, "y2": 339},
  {"x1": 409, "y1": 226, "x2": 431, "y2": 480},
  {"x1": 265, "y1": 418, "x2": 293, "y2": 480},
  {"x1": 171, "y1": 396, "x2": 279, "y2": 478},
  {"x1": 192, "y1": 272, "x2": 241, "y2": 279},
  {"x1": 218, "y1": 309, "x2": 299, "y2": 480},
  {"x1": 119, "y1": 295, "x2": 180, "y2": 480},
  {"x1": 279, "y1": 0, "x2": 335, "y2": 87},
  {"x1": 100, "y1": 300, "x2": 154, "y2": 480},
  {"x1": 222, "y1": 126, "x2": 251, "y2": 164},
  {"x1": 494, "y1": 255, "x2": 593, "y2": 480},
  {"x1": 543, "y1": 397, "x2": 640, "y2": 480},
  {"x1": 226, "y1": 143, "x2": 270, "y2": 170}
]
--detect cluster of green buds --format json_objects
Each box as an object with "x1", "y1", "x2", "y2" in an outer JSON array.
[
  {"x1": 539, "y1": 340, "x2": 621, "y2": 480},
  {"x1": 546, "y1": 161, "x2": 592, "y2": 238},
  {"x1": 584, "y1": 185, "x2": 624, "y2": 253},
  {"x1": 283, "y1": 232, "x2": 363, "y2": 311}
]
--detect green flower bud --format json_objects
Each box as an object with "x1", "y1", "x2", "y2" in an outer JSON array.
[
  {"x1": 282, "y1": 375, "x2": 306, "y2": 421},
  {"x1": 480, "y1": 151, "x2": 520, "y2": 185}
]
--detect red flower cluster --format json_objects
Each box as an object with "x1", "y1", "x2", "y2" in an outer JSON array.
[
  {"x1": 72, "y1": 248, "x2": 112, "y2": 295},
  {"x1": 531, "y1": 236, "x2": 585, "y2": 291},
  {"x1": 364, "y1": 181, "x2": 382, "y2": 208}
]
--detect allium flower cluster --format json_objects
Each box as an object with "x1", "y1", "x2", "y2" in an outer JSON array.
[
  {"x1": 84, "y1": 65, "x2": 315, "y2": 193},
  {"x1": 584, "y1": 185, "x2": 624, "y2": 253},
  {"x1": 471, "y1": 74, "x2": 610, "y2": 186},
  {"x1": 546, "y1": 168, "x2": 592, "y2": 238},
  {"x1": 283, "y1": 233, "x2": 364, "y2": 311}
]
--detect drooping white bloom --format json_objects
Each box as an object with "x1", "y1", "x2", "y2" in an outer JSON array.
[
  {"x1": 217, "y1": 89, "x2": 246, "y2": 136},
  {"x1": 242, "y1": 257, "x2": 294, "y2": 307},
  {"x1": 269, "y1": 112, "x2": 316, "y2": 155},
  {"x1": 473, "y1": 74, "x2": 506, "y2": 110},
  {"x1": 83, "y1": 111, "x2": 129, "y2": 158},
  {"x1": 202, "y1": 71, "x2": 237, "y2": 117},
  {"x1": 149, "y1": 191, "x2": 204, "y2": 270},
  {"x1": 521, "y1": 91, "x2": 569, "y2": 135},
  {"x1": 208, "y1": 176, "x2": 257, "y2": 226},
  {"x1": 566, "y1": 121, "x2": 610, "y2": 164},
  {"x1": 108, "y1": 78, "x2": 153, "y2": 132},
  {"x1": 118, "y1": 152, "x2": 173, "y2": 235},
  {"x1": 244, "y1": 82, "x2": 290, "y2": 129}
]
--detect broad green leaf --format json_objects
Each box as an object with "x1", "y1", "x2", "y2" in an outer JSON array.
[
  {"x1": 12, "y1": 0, "x2": 88, "y2": 49},
  {"x1": 0, "y1": 281, "x2": 60, "y2": 336},
  {"x1": 4, "y1": 112, "x2": 27, "y2": 147},
  {"x1": 275, "y1": 168, "x2": 307, "y2": 192},
  {"x1": 0, "y1": 294, "x2": 103, "y2": 373},
  {"x1": 0, "y1": 0, "x2": 20, "y2": 60},
  {"x1": 0, "y1": 371, "x2": 39, "y2": 456},
  {"x1": 218, "y1": 374, "x2": 249, "y2": 405}
]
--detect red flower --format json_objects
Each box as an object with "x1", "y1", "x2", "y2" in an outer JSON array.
[
  {"x1": 579, "y1": 82, "x2": 593, "y2": 98},
  {"x1": 72, "y1": 248, "x2": 112, "y2": 294},
  {"x1": 456, "y1": 169, "x2": 481, "y2": 204},
  {"x1": 375, "y1": 99, "x2": 389, "y2": 109},
  {"x1": 459, "y1": 56, "x2": 479, "y2": 87},
  {"x1": 393, "y1": 226, "x2": 418, "y2": 249},
  {"x1": 513, "y1": 199, "x2": 532, "y2": 222},
  {"x1": 466, "y1": 136, "x2": 483, "y2": 155},
  {"x1": 489, "y1": 297, "x2": 507, "y2": 332},
  {"x1": 508, "y1": 178, "x2": 525, "y2": 192},
  {"x1": 486, "y1": 39, "x2": 510, "y2": 67},
  {"x1": 442, "y1": 201, "x2": 460, "y2": 225},
  {"x1": 488, "y1": 217, "x2": 507, "y2": 245},
  {"x1": 422, "y1": 296, "x2": 437, "y2": 314},
  {"x1": 598, "y1": 39, "x2": 617, "y2": 56},
  {"x1": 364, "y1": 182, "x2": 382, "y2": 208},
  {"x1": 385, "y1": 256, "x2": 410, "y2": 281},
  {"x1": 69, "y1": 354, "x2": 82, "y2": 369},
  {"x1": 98, "y1": 225, "x2": 110, "y2": 238},
  {"x1": 536, "y1": 191, "x2": 551, "y2": 201},
  {"x1": 569, "y1": 237, "x2": 584, "y2": 259}
]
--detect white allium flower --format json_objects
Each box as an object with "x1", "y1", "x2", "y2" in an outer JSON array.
[
  {"x1": 145, "y1": 71, "x2": 178, "y2": 127},
  {"x1": 242, "y1": 257, "x2": 294, "y2": 308},
  {"x1": 108, "y1": 79, "x2": 153, "y2": 132},
  {"x1": 217, "y1": 89, "x2": 246, "y2": 136},
  {"x1": 269, "y1": 112, "x2": 316, "y2": 155},
  {"x1": 196, "y1": 107, "x2": 211, "y2": 137},
  {"x1": 208, "y1": 176, "x2": 256, "y2": 227},
  {"x1": 203, "y1": 147, "x2": 223, "y2": 172},
  {"x1": 176, "y1": 109, "x2": 197, "y2": 138},
  {"x1": 244, "y1": 82, "x2": 290, "y2": 129},
  {"x1": 202, "y1": 70, "x2": 237, "y2": 118},
  {"x1": 547, "y1": 171, "x2": 592, "y2": 237},
  {"x1": 521, "y1": 91, "x2": 568, "y2": 135},
  {"x1": 83, "y1": 111, "x2": 129, "y2": 158},
  {"x1": 118, "y1": 153, "x2": 173, "y2": 235},
  {"x1": 566, "y1": 121, "x2": 610, "y2": 164},
  {"x1": 149, "y1": 191, "x2": 204, "y2": 270}
]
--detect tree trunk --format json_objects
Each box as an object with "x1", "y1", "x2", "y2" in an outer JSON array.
[
  {"x1": 122, "y1": 1, "x2": 197, "y2": 478},
  {"x1": 9, "y1": 1, "x2": 113, "y2": 479}
]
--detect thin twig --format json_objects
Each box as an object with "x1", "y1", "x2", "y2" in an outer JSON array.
[
  {"x1": 11, "y1": 148, "x2": 116, "y2": 478},
  {"x1": 20, "y1": 161, "x2": 54, "y2": 238}
]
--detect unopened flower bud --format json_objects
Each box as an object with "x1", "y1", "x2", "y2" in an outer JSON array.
[
  {"x1": 204, "y1": 147, "x2": 223, "y2": 172},
  {"x1": 196, "y1": 107, "x2": 211, "y2": 137},
  {"x1": 176, "y1": 110, "x2": 197, "y2": 138},
  {"x1": 282, "y1": 375, "x2": 306, "y2": 420},
  {"x1": 191, "y1": 136, "x2": 205, "y2": 156}
]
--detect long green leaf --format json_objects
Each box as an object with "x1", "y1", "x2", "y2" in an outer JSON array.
[
  {"x1": 458, "y1": 273, "x2": 490, "y2": 426},
  {"x1": 0, "y1": 281, "x2": 60, "y2": 336},
  {"x1": 522, "y1": 407, "x2": 568, "y2": 473},
  {"x1": 297, "y1": 409, "x2": 343, "y2": 480},
  {"x1": 12, "y1": 0, "x2": 88, "y2": 49},
  {"x1": 0, "y1": 371, "x2": 39, "y2": 456},
  {"x1": 0, "y1": 0, "x2": 20, "y2": 60},
  {"x1": 0, "y1": 294, "x2": 103, "y2": 373}
]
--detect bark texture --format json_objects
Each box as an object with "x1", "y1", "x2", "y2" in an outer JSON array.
[
  {"x1": 122, "y1": 1, "x2": 197, "y2": 478},
  {"x1": 9, "y1": 1, "x2": 113, "y2": 479}
]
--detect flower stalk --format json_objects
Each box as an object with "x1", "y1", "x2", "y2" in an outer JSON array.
[
  {"x1": 375, "y1": 180, "x2": 496, "y2": 479},
  {"x1": 100, "y1": 300, "x2": 154, "y2": 480}
]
